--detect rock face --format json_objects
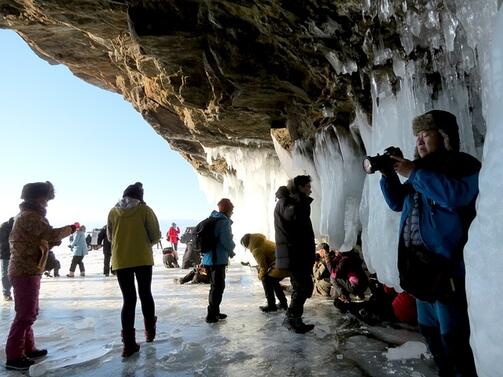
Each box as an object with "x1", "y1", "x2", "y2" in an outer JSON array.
[{"x1": 0, "y1": 0, "x2": 486, "y2": 179}]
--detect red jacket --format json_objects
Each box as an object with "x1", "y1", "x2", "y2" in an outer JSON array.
[{"x1": 167, "y1": 226, "x2": 180, "y2": 243}]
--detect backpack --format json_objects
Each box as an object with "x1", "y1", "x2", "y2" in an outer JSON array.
[{"x1": 192, "y1": 217, "x2": 222, "y2": 263}]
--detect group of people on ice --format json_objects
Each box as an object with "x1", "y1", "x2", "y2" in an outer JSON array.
[{"x1": 1, "y1": 109, "x2": 479, "y2": 376}]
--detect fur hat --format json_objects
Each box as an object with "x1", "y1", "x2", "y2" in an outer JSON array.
[
  {"x1": 412, "y1": 110, "x2": 460, "y2": 154},
  {"x1": 217, "y1": 198, "x2": 234, "y2": 213},
  {"x1": 123, "y1": 182, "x2": 144, "y2": 201},
  {"x1": 21, "y1": 181, "x2": 55, "y2": 201}
]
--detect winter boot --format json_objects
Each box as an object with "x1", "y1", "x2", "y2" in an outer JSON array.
[
  {"x1": 80, "y1": 272, "x2": 85, "y2": 277},
  {"x1": 5, "y1": 356, "x2": 35, "y2": 371},
  {"x1": 282, "y1": 316, "x2": 315, "y2": 334},
  {"x1": 66, "y1": 272, "x2": 74, "y2": 277},
  {"x1": 217, "y1": 313, "x2": 227, "y2": 320},
  {"x1": 144, "y1": 316, "x2": 157, "y2": 342},
  {"x1": 26, "y1": 349, "x2": 48, "y2": 359},
  {"x1": 278, "y1": 301, "x2": 288, "y2": 310},
  {"x1": 260, "y1": 304, "x2": 278, "y2": 312},
  {"x1": 121, "y1": 329, "x2": 140, "y2": 357}
]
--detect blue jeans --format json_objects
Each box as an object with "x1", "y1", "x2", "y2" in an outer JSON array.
[{"x1": 1, "y1": 259, "x2": 12, "y2": 297}]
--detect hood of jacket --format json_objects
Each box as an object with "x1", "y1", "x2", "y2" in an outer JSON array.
[
  {"x1": 248, "y1": 233, "x2": 266, "y2": 250},
  {"x1": 113, "y1": 197, "x2": 143, "y2": 217},
  {"x1": 210, "y1": 210, "x2": 233, "y2": 224}
]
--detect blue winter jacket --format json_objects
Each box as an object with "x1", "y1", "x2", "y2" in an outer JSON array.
[
  {"x1": 201, "y1": 210, "x2": 235, "y2": 266},
  {"x1": 380, "y1": 151, "x2": 480, "y2": 267},
  {"x1": 71, "y1": 231, "x2": 88, "y2": 257}
]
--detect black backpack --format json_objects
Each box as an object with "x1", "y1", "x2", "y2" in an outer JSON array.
[{"x1": 192, "y1": 217, "x2": 222, "y2": 263}]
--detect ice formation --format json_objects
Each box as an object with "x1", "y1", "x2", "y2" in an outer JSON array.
[{"x1": 195, "y1": 2, "x2": 503, "y2": 375}]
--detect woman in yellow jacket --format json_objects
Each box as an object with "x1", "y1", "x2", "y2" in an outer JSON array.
[
  {"x1": 107, "y1": 182, "x2": 161, "y2": 357},
  {"x1": 241, "y1": 233, "x2": 289, "y2": 312}
]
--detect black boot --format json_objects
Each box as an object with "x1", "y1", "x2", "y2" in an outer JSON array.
[
  {"x1": 260, "y1": 304, "x2": 278, "y2": 312},
  {"x1": 283, "y1": 316, "x2": 315, "y2": 334},
  {"x1": 278, "y1": 301, "x2": 288, "y2": 310}
]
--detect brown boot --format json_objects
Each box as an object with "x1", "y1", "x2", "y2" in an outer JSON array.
[
  {"x1": 121, "y1": 329, "x2": 140, "y2": 357},
  {"x1": 144, "y1": 316, "x2": 157, "y2": 342}
]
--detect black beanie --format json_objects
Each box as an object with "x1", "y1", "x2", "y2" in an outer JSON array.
[
  {"x1": 123, "y1": 182, "x2": 144, "y2": 201},
  {"x1": 21, "y1": 181, "x2": 55, "y2": 201}
]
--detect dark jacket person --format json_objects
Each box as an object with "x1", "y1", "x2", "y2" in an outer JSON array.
[{"x1": 274, "y1": 177, "x2": 316, "y2": 334}]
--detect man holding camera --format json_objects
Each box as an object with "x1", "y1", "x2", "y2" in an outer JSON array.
[{"x1": 379, "y1": 110, "x2": 479, "y2": 376}]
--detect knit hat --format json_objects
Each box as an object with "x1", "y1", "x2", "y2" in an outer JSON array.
[
  {"x1": 21, "y1": 181, "x2": 55, "y2": 201},
  {"x1": 217, "y1": 198, "x2": 234, "y2": 213},
  {"x1": 412, "y1": 110, "x2": 460, "y2": 153},
  {"x1": 123, "y1": 182, "x2": 144, "y2": 201}
]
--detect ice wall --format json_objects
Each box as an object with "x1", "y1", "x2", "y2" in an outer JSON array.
[
  {"x1": 198, "y1": 145, "x2": 289, "y2": 254},
  {"x1": 463, "y1": 6, "x2": 503, "y2": 377}
]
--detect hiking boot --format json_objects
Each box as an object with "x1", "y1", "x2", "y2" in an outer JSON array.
[
  {"x1": 26, "y1": 349, "x2": 48, "y2": 359},
  {"x1": 121, "y1": 329, "x2": 140, "y2": 357},
  {"x1": 144, "y1": 316, "x2": 157, "y2": 342},
  {"x1": 5, "y1": 356, "x2": 35, "y2": 371},
  {"x1": 260, "y1": 304, "x2": 278, "y2": 312},
  {"x1": 282, "y1": 316, "x2": 315, "y2": 334},
  {"x1": 3, "y1": 294, "x2": 13, "y2": 301}
]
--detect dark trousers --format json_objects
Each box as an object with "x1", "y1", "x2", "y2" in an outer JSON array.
[
  {"x1": 103, "y1": 253, "x2": 111, "y2": 275},
  {"x1": 207, "y1": 265, "x2": 226, "y2": 317},
  {"x1": 288, "y1": 269, "x2": 314, "y2": 318},
  {"x1": 69, "y1": 256, "x2": 85, "y2": 273},
  {"x1": 116, "y1": 265, "x2": 155, "y2": 331},
  {"x1": 262, "y1": 275, "x2": 287, "y2": 306}
]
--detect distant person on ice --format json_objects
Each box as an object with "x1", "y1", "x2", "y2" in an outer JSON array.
[
  {"x1": 240, "y1": 233, "x2": 288, "y2": 312},
  {"x1": 203, "y1": 198, "x2": 236, "y2": 323},
  {"x1": 107, "y1": 182, "x2": 161, "y2": 357},
  {"x1": 274, "y1": 177, "x2": 316, "y2": 334},
  {"x1": 5, "y1": 181, "x2": 76, "y2": 371},
  {"x1": 379, "y1": 110, "x2": 479, "y2": 376},
  {"x1": 0, "y1": 217, "x2": 14, "y2": 301},
  {"x1": 97, "y1": 225, "x2": 113, "y2": 276},
  {"x1": 167, "y1": 222, "x2": 180, "y2": 252},
  {"x1": 66, "y1": 225, "x2": 88, "y2": 277}
]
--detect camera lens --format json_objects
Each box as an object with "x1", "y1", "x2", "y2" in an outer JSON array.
[{"x1": 362, "y1": 157, "x2": 374, "y2": 174}]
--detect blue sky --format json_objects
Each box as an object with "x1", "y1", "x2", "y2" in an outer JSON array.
[{"x1": 0, "y1": 30, "x2": 212, "y2": 230}]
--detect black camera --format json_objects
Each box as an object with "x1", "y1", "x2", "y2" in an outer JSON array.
[{"x1": 362, "y1": 146, "x2": 403, "y2": 174}]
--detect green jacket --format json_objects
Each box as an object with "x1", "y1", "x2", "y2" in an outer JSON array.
[{"x1": 107, "y1": 198, "x2": 161, "y2": 270}]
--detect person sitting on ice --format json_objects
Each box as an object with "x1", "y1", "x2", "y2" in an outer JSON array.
[
  {"x1": 162, "y1": 246, "x2": 179, "y2": 268},
  {"x1": 240, "y1": 233, "x2": 289, "y2": 312},
  {"x1": 179, "y1": 264, "x2": 210, "y2": 285},
  {"x1": 312, "y1": 243, "x2": 332, "y2": 297},
  {"x1": 328, "y1": 248, "x2": 368, "y2": 304}
]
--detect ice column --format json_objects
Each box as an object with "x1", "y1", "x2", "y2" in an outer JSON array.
[
  {"x1": 463, "y1": 6, "x2": 503, "y2": 377},
  {"x1": 314, "y1": 125, "x2": 365, "y2": 251}
]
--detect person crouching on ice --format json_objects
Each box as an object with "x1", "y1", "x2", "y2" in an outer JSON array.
[
  {"x1": 5, "y1": 181, "x2": 77, "y2": 371},
  {"x1": 241, "y1": 233, "x2": 289, "y2": 312}
]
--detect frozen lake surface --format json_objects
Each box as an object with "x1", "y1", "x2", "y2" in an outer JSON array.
[{"x1": 0, "y1": 246, "x2": 439, "y2": 377}]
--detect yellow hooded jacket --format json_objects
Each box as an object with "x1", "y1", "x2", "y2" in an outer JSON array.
[
  {"x1": 107, "y1": 199, "x2": 161, "y2": 270},
  {"x1": 248, "y1": 233, "x2": 289, "y2": 280}
]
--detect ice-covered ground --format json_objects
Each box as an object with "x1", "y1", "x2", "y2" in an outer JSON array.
[{"x1": 0, "y1": 246, "x2": 438, "y2": 377}]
